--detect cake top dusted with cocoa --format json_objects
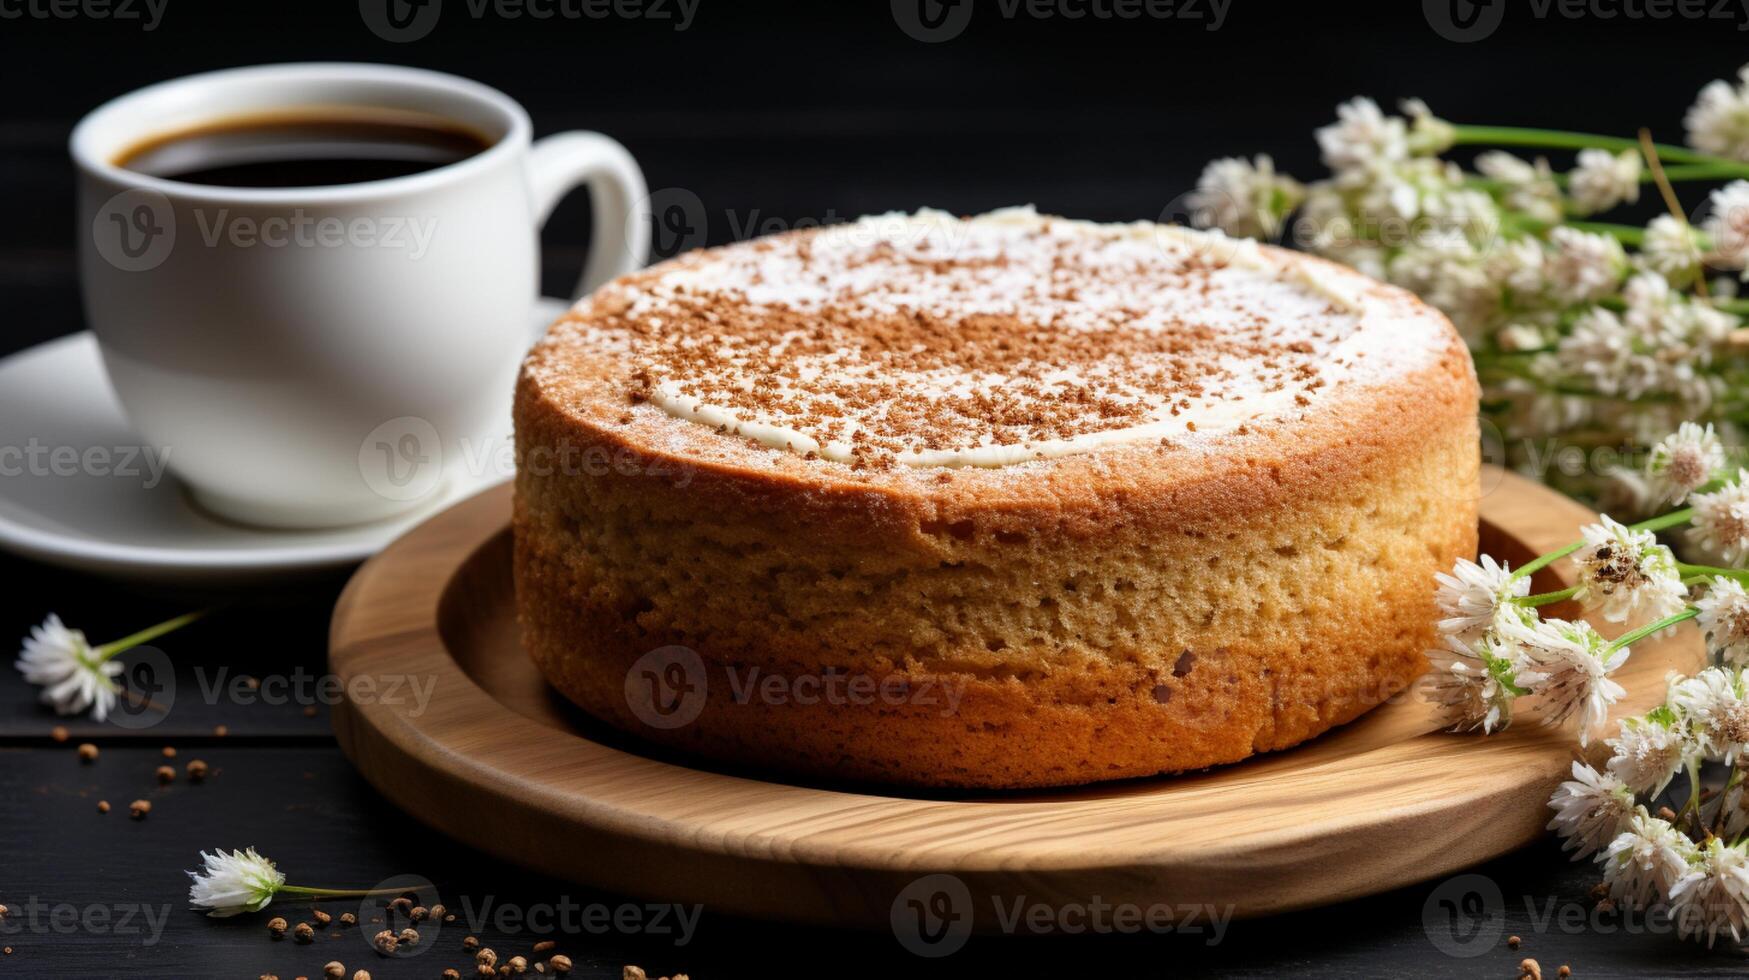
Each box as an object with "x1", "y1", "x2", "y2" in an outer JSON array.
[{"x1": 531, "y1": 207, "x2": 1452, "y2": 470}]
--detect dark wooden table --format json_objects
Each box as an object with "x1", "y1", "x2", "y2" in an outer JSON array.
[{"x1": 5, "y1": 2, "x2": 1749, "y2": 975}]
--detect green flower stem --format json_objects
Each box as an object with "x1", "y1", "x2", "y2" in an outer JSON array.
[
  {"x1": 1566, "y1": 220, "x2": 1645, "y2": 246},
  {"x1": 1678, "y1": 563, "x2": 1749, "y2": 582},
  {"x1": 1518, "y1": 586, "x2": 1580, "y2": 608},
  {"x1": 1449, "y1": 125, "x2": 1721, "y2": 166},
  {"x1": 1660, "y1": 162, "x2": 1749, "y2": 182},
  {"x1": 1497, "y1": 213, "x2": 1648, "y2": 246},
  {"x1": 1683, "y1": 759, "x2": 1705, "y2": 834},
  {"x1": 1505, "y1": 542, "x2": 1584, "y2": 584},
  {"x1": 277, "y1": 885, "x2": 412, "y2": 899},
  {"x1": 1507, "y1": 507, "x2": 1695, "y2": 585},
  {"x1": 92, "y1": 609, "x2": 208, "y2": 664},
  {"x1": 1606, "y1": 606, "x2": 1700, "y2": 653}
]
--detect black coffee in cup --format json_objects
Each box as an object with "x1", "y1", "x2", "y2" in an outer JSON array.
[{"x1": 113, "y1": 106, "x2": 493, "y2": 188}]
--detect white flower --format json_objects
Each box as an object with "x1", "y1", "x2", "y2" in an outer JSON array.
[
  {"x1": 1316, "y1": 97, "x2": 1408, "y2": 173},
  {"x1": 1640, "y1": 215, "x2": 1704, "y2": 284},
  {"x1": 1689, "y1": 471, "x2": 1749, "y2": 566},
  {"x1": 1188, "y1": 155, "x2": 1304, "y2": 239},
  {"x1": 1572, "y1": 515, "x2": 1688, "y2": 625},
  {"x1": 1720, "y1": 779, "x2": 1749, "y2": 840},
  {"x1": 1387, "y1": 239, "x2": 1498, "y2": 339},
  {"x1": 1433, "y1": 554, "x2": 1532, "y2": 643},
  {"x1": 1504, "y1": 616, "x2": 1627, "y2": 742},
  {"x1": 1401, "y1": 98, "x2": 1455, "y2": 154},
  {"x1": 1647, "y1": 422, "x2": 1728, "y2": 507},
  {"x1": 1423, "y1": 632, "x2": 1528, "y2": 734},
  {"x1": 1485, "y1": 236, "x2": 1548, "y2": 298},
  {"x1": 186, "y1": 848, "x2": 285, "y2": 917},
  {"x1": 1350, "y1": 156, "x2": 1467, "y2": 224},
  {"x1": 1556, "y1": 307, "x2": 1659, "y2": 398},
  {"x1": 1668, "y1": 667, "x2": 1749, "y2": 764},
  {"x1": 1476, "y1": 151, "x2": 1564, "y2": 224},
  {"x1": 1602, "y1": 807, "x2": 1696, "y2": 909},
  {"x1": 1547, "y1": 760, "x2": 1637, "y2": 859},
  {"x1": 1668, "y1": 838, "x2": 1749, "y2": 947},
  {"x1": 1696, "y1": 577, "x2": 1749, "y2": 667},
  {"x1": 13, "y1": 614, "x2": 121, "y2": 722},
  {"x1": 1702, "y1": 181, "x2": 1749, "y2": 276},
  {"x1": 1604, "y1": 714, "x2": 1689, "y2": 795},
  {"x1": 1568, "y1": 149, "x2": 1641, "y2": 215},
  {"x1": 1546, "y1": 227, "x2": 1628, "y2": 304},
  {"x1": 1686, "y1": 66, "x2": 1749, "y2": 162},
  {"x1": 1496, "y1": 321, "x2": 1549, "y2": 353},
  {"x1": 1621, "y1": 272, "x2": 1684, "y2": 348}
]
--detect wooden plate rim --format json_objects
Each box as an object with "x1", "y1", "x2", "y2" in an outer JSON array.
[{"x1": 329, "y1": 467, "x2": 1702, "y2": 918}]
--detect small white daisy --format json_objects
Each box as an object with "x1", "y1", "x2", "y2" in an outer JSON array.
[
  {"x1": 1188, "y1": 155, "x2": 1304, "y2": 240},
  {"x1": 1568, "y1": 148, "x2": 1641, "y2": 215},
  {"x1": 1315, "y1": 97, "x2": 1408, "y2": 174},
  {"x1": 1476, "y1": 152, "x2": 1564, "y2": 224},
  {"x1": 1640, "y1": 215, "x2": 1705, "y2": 285},
  {"x1": 1547, "y1": 760, "x2": 1637, "y2": 860},
  {"x1": 1689, "y1": 471, "x2": 1749, "y2": 566},
  {"x1": 1702, "y1": 181, "x2": 1749, "y2": 277},
  {"x1": 13, "y1": 614, "x2": 121, "y2": 722},
  {"x1": 1557, "y1": 307, "x2": 1656, "y2": 399},
  {"x1": 1401, "y1": 98, "x2": 1455, "y2": 155},
  {"x1": 186, "y1": 848, "x2": 285, "y2": 918},
  {"x1": 1720, "y1": 780, "x2": 1749, "y2": 840},
  {"x1": 1604, "y1": 714, "x2": 1689, "y2": 796},
  {"x1": 1423, "y1": 631, "x2": 1528, "y2": 734},
  {"x1": 1602, "y1": 807, "x2": 1697, "y2": 909},
  {"x1": 1485, "y1": 237, "x2": 1548, "y2": 298},
  {"x1": 1646, "y1": 422, "x2": 1727, "y2": 506},
  {"x1": 1433, "y1": 554, "x2": 1533, "y2": 643},
  {"x1": 1504, "y1": 616, "x2": 1628, "y2": 743},
  {"x1": 1668, "y1": 667, "x2": 1749, "y2": 764},
  {"x1": 1686, "y1": 65, "x2": 1749, "y2": 162},
  {"x1": 1546, "y1": 226, "x2": 1628, "y2": 304},
  {"x1": 1573, "y1": 516, "x2": 1688, "y2": 625},
  {"x1": 1668, "y1": 838, "x2": 1749, "y2": 947},
  {"x1": 1696, "y1": 577, "x2": 1749, "y2": 668}
]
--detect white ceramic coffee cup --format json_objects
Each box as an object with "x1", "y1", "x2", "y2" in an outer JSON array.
[{"x1": 72, "y1": 63, "x2": 648, "y2": 528}]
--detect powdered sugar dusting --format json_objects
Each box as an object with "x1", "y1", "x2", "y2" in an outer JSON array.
[{"x1": 546, "y1": 207, "x2": 1446, "y2": 470}]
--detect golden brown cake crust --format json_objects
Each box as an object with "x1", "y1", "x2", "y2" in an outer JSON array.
[{"x1": 512, "y1": 214, "x2": 1480, "y2": 789}]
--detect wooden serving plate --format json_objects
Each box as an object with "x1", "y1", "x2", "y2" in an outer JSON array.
[{"x1": 329, "y1": 467, "x2": 1702, "y2": 929}]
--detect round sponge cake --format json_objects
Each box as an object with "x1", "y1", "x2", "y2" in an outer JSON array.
[{"x1": 513, "y1": 208, "x2": 1479, "y2": 789}]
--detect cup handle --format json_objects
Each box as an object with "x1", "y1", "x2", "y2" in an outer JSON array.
[{"x1": 527, "y1": 131, "x2": 650, "y2": 300}]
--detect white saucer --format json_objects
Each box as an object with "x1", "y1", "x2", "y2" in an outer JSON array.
[{"x1": 0, "y1": 301, "x2": 566, "y2": 585}]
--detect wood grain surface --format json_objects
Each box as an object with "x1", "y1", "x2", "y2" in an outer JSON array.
[{"x1": 328, "y1": 467, "x2": 1705, "y2": 932}]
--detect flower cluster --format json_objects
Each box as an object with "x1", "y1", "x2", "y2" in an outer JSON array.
[
  {"x1": 1552, "y1": 665, "x2": 1749, "y2": 949},
  {"x1": 1425, "y1": 429, "x2": 1749, "y2": 947},
  {"x1": 1190, "y1": 69, "x2": 1749, "y2": 506}
]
